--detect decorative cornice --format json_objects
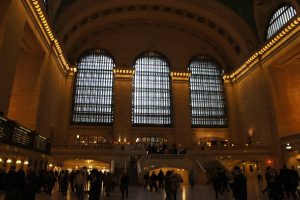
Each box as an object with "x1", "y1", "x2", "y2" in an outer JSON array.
[
  {"x1": 223, "y1": 17, "x2": 300, "y2": 83},
  {"x1": 171, "y1": 71, "x2": 191, "y2": 81},
  {"x1": 23, "y1": 0, "x2": 77, "y2": 75},
  {"x1": 113, "y1": 68, "x2": 135, "y2": 79}
]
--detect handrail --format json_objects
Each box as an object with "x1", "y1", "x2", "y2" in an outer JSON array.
[
  {"x1": 52, "y1": 144, "x2": 114, "y2": 150},
  {"x1": 191, "y1": 145, "x2": 271, "y2": 152},
  {"x1": 149, "y1": 154, "x2": 186, "y2": 159},
  {"x1": 192, "y1": 158, "x2": 206, "y2": 173}
]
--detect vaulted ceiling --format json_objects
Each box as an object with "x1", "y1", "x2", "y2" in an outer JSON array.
[
  {"x1": 55, "y1": 0, "x2": 257, "y2": 32},
  {"x1": 49, "y1": 0, "x2": 298, "y2": 72}
]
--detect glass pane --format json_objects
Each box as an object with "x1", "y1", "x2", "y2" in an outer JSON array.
[
  {"x1": 189, "y1": 56, "x2": 228, "y2": 127},
  {"x1": 267, "y1": 5, "x2": 296, "y2": 39},
  {"x1": 71, "y1": 49, "x2": 115, "y2": 125},
  {"x1": 132, "y1": 52, "x2": 172, "y2": 126}
]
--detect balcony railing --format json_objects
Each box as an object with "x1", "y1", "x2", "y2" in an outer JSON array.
[
  {"x1": 149, "y1": 154, "x2": 187, "y2": 160},
  {"x1": 190, "y1": 144, "x2": 272, "y2": 154},
  {"x1": 0, "y1": 116, "x2": 51, "y2": 154},
  {"x1": 52, "y1": 144, "x2": 114, "y2": 151},
  {"x1": 52, "y1": 143, "x2": 149, "y2": 153}
]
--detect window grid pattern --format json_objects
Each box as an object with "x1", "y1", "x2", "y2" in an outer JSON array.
[
  {"x1": 71, "y1": 50, "x2": 114, "y2": 125},
  {"x1": 132, "y1": 52, "x2": 172, "y2": 126},
  {"x1": 189, "y1": 57, "x2": 228, "y2": 127},
  {"x1": 42, "y1": 0, "x2": 47, "y2": 8},
  {"x1": 267, "y1": 5, "x2": 297, "y2": 39}
]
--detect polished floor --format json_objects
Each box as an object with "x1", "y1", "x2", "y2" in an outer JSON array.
[
  {"x1": 31, "y1": 172, "x2": 273, "y2": 200},
  {"x1": 36, "y1": 178, "x2": 267, "y2": 200},
  {"x1": 0, "y1": 178, "x2": 297, "y2": 200}
]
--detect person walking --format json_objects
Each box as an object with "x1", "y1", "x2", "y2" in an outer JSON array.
[
  {"x1": 120, "y1": 172, "x2": 129, "y2": 200},
  {"x1": 231, "y1": 166, "x2": 247, "y2": 200},
  {"x1": 89, "y1": 169, "x2": 101, "y2": 200},
  {"x1": 23, "y1": 167, "x2": 38, "y2": 200},
  {"x1": 257, "y1": 168, "x2": 263, "y2": 183},
  {"x1": 47, "y1": 170, "x2": 56, "y2": 195},
  {"x1": 164, "y1": 171, "x2": 173, "y2": 200},
  {"x1": 189, "y1": 170, "x2": 195, "y2": 189},
  {"x1": 4, "y1": 165, "x2": 22, "y2": 200},
  {"x1": 143, "y1": 171, "x2": 150, "y2": 190},
  {"x1": 103, "y1": 172, "x2": 113, "y2": 197},
  {"x1": 150, "y1": 171, "x2": 158, "y2": 192},
  {"x1": 158, "y1": 170, "x2": 164, "y2": 189},
  {"x1": 75, "y1": 170, "x2": 85, "y2": 200}
]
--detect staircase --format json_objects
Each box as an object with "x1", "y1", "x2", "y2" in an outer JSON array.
[
  {"x1": 127, "y1": 167, "x2": 139, "y2": 186},
  {"x1": 137, "y1": 154, "x2": 208, "y2": 185},
  {"x1": 202, "y1": 160, "x2": 231, "y2": 184}
]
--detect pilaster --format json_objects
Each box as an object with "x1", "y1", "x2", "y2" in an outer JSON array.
[
  {"x1": 113, "y1": 67, "x2": 134, "y2": 144},
  {"x1": 171, "y1": 71, "x2": 192, "y2": 147}
]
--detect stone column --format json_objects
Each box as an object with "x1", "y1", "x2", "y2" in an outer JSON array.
[
  {"x1": 0, "y1": 0, "x2": 12, "y2": 47},
  {"x1": 113, "y1": 68, "x2": 134, "y2": 143},
  {"x1": 171, "y1": 71, "x2": 192, "y2": 147},
  {"x1": 58, "y1": 74, "x2": 73, "y2": 144},
  {"x1": 225, "y1": 80, "x2": 240, "y2": 144},
  {"x1": 0, "y1": 0, "x2": 26, "y2": 114}
]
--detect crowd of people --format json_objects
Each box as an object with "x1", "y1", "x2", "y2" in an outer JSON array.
[
  {"x1": 0, "y1": 166, "x2": 129, "y2": 200},
  {"x1": 211, "y1": 166, "x2": 247, "y2": 200},
  {"x1": 143, "y1": 169, "x2": 185, "y2": 200},
  {"x1": 211, "y1": 165, "x2": 300, "y2": 200},
  {"x1": 146, "y1": 144, "x2": 187, "y2": 155},
  {"x1": 0, "y1": 163, "x2": 299, "y2": 200},
  {"x1": 262, "y1": 165, "x2": 299, "y2": 199}
]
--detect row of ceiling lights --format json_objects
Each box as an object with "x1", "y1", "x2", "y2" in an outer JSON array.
[{"x1": 28, "y1": 1, "x2": 300, "y2": 81}]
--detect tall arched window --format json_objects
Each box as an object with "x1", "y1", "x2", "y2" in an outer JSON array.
[
  {"x1": 189, "y1": 56, "x2": 228, "y2": 127},
  {"x1": 132, "y1": 51, "x2": 172, "y2": 126},
  {"x1": 42, "y1": 0, "x2": 48, "y2": 9},
  {"x1": 71, "y1": 49, "x2": 115, "y2": 125},
  {"x1": 266, "y1": 4, "x2": 297, "y2": 39}
]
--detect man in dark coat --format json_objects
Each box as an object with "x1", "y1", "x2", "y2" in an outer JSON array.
[
  {"x1": 120, "y1": 172, "x2": 129, "y2": 200},
  {"x1": 89, "y1": 169, "x2": 101, "y2": 200},
  {"x1": 23, "y1": 167, "x2": 38, "y2": 200},
  {"x1": 232, "y1": 166, "x2": 247, "y2": 200},
  {"x1": 4, "y1": 165, "x2": 23, "y2": 200}
]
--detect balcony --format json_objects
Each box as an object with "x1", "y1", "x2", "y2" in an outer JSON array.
[{"x1": 0, "y1": 116, "x2": 51, "y2": 154}]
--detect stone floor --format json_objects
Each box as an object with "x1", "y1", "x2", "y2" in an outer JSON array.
[
  {"x1": 33, "y1": 180, "x2": 267, "y2": 200},
  {"x1": 0, "y1": 179, "x2": 297, "y2": 200}
]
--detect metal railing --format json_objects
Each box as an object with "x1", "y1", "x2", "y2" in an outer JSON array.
[
  {"x1": 0, "y1": 116, "x2": 51, "y2": 154},
  {"x1": 191, "y1": 144, "x2": 271, "y2": 152},
  {"x1": 52, "y1": 144, "x2": 114, "y2": 150}
]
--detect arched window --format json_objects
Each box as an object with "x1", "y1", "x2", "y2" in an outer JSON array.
[
  {"x1": 189, "y1": 56, "x2": 228, "y2": 127},
  {"x1": 71, "y1": 49, "x2": 115, "y2": 125},
  {"x1": 132, "y1": 51, "x2": 172, "y2": 126},
  {"x1": 42, "y1": 0, "x2": 47, "y2": 9},
  {"x1": 266, "y1": 4, "x2": 297, "y2": 39}
]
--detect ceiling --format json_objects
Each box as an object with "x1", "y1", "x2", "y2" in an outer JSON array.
[
  {"x1": 55, "y1": 0, "x2": 257, "y2": 33},
  {"x1": 49, "y1": 0, "x2": 298, "y2": 72}
]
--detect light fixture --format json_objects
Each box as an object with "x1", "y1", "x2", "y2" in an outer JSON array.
[
  {"x1": 76, "y1": 134, "x2": 80, "y2": 139},
  {"x1": 7, "y1": 159, "x2": 12, "y2": 163},
  {"x1": 223, "y1": 19, "x2": 300, "y2": 82},
  {"x1": 16, "y1": 160, "x2": 22, "y2": 164},
  {"x1": 48, "y1": 164, "x2": 53, "y2": 167},
  {"x1": 0, "y1": 158, "x2": 2, "y2": 162},
  {"x1": 24, "y1": 161, "x2": 29, "y2": 165},
  {"x1": 266, "y1": 159, "x2": 272, "y2": 165},
  {"x1": 285, "y1": 143, "x2": 292, "y2": 150}
]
